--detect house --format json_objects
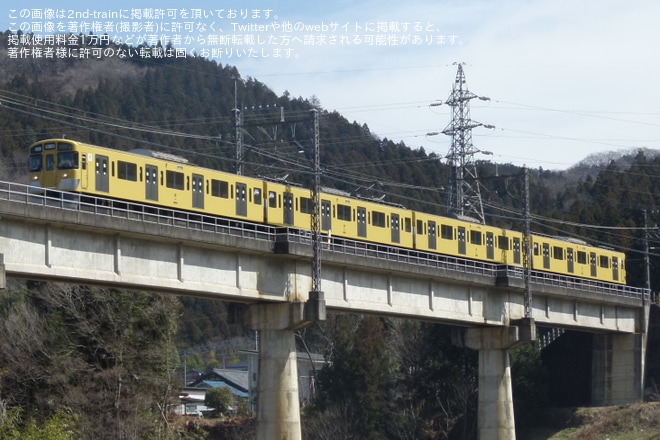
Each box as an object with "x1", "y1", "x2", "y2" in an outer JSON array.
[
  {"x1": 241, "y1": 350, "x2": 327, "y2": 412},
  {"x1": 174, "y1": 350, "x2": 328, "y2": 416},
  {"x1": 175, "y1": 368, "x2": 249, "y2": 416}
]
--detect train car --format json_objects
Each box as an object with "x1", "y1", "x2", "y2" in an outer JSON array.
[
  {"x1": 27, "y1": 138, "x2": 627, "y2": 286},
  {"x1": 28, "y1": 138, "x2": 266, "y2": 222},
  {"x1": 530, "y1": 235, "x2": 626, "y2": 284},
  {"x1": 412, "y1": 211, "x2": 524, "y2": 266}
]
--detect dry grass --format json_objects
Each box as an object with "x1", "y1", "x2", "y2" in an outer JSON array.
[{"x1": 527, "y1": 402, "x2": 660, "y2": 440}]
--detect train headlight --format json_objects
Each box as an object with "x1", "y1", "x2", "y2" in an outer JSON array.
[{"x1": 63, "y1": 173, "x2": 68, "y2": 178}]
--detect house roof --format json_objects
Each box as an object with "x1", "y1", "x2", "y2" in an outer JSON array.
[
  {"x1": 200, "y1": 380, "x2": 249, "y2": 398},
  {"x1": 209, "y1": 368, "x2": 249, "y2": 391},
  {"x1": 189, "y1": 368, "x2": 249, "y2": 394}
]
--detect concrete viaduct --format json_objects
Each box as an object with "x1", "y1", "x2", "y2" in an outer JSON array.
[{"x1": 0, "y1": 181, "x2": 650, "y2": 440}]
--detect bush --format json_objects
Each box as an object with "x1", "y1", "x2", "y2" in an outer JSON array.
[{"x1": 205, "y1": 387, "x2": 234, "y2": 416}]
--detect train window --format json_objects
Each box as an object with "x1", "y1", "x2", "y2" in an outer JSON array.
[
  {"x1": 31, "y1": 145, "x2": 43, "y2": 154},
  {"x1": 29, "y1": 155, "x2": 42, "y2": 172},
  {"x1": 372, "y1": 211, "x2": 385, "y2": 227},
  {"x1": 44, "y1": 143, "x2": 56, "y2": 150},
  {"x1": 469, "y1": 230, "x2": 482, "y2": 245},
  {"x1": 441, "y1": 224, "x2": 453, "y2": 240},
  {"x1": 553, "y1": 246, "x2": 564, "y2": 260},
  {"x1": 577, "y1": 251, "x2": 587, "y2": 264},
  {"x1": 416, "y1": 220, "x2": 424, "y2": 235},
  {"x1": 254, "y1": 188, "x2": 262, "y2": 205},
  {"x1": 57, "y1": 142, "x2": 73, "y2": 151},
  {"x1": 599, "y1": 255, "x2": 610, "y2": 268},
  {"x1": 405, "y1": 218, "x2": 411, "y2": 233},
  {"x1": 498, "y1": 236, "x2": 509, "y2": 250},
  {"x1": 533, "y1": 243, "x2": 540, "y2": 256},
  {"x1": 166, "y1": 170, "x2": 184, "y2": 190},
  {"x1": 117, "y1": 160, "x2": 137, "y2": 181},
  {"x1": 300, "y1": 196, "x2": 313, "y2": 214},
  {"x1": 337, "y1": 204, "x2": 351, "y2": 221},
  {"x1": 58, "y1": 152, "x2": 78, "y2": 170},
  {"x1": 269, "y1": 191, "x2": 277, "y2": 208},
  {"x1": 211, "y1": 179, "x2": 229, "y2": 198}
]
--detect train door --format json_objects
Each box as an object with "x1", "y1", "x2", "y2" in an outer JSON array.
[
  {"x1": 357, "y1": 207, "x2": 367, "y2": 238},
  {"x1": 513, "y1": 237, "x2": 521, "y2": 264},
  {"x1": 192, "y1": 174, "x2": 204, "y2": 209},
  {"x1": 321, "y1": 200, "x2": 331, "y2": 231},
  {"x1": 145, "y1": 165, "x2": 158, "y2": 201},
  {"x1": 391, "y1": 213, "x2": 400, "y2": 244},
  {"x1": 485, "y1": 232, "x2": 494, "y2": 260},
  {"x1": 542, "y1": 243, "x2": 550, "y2": 269},
  {"x1": 80, "y1": 153, "x2": 89, "y2": 190},
  {"x1": 43, "y1": 152, "x2": 56, "y2": 189},
  {"x1": 428, "y1": 220, "x2": 436, "y2": 250},
  {"x1": 612, "y1": 256, "x2": 619, "y2": 281},
  {"x1": 590, "y1": 252, "x2": 597, "y2": 277},
  {"x1": 95, "y1": 155, "x2": 109, "y2": 193},
  {"x1": 567, "y1": 248, "x2": 574, "y2": 274},
  {"x1": 283, "y1": 191, "x2": 294, "y2": 225},
  {"x1": 236, "y1": 183, "x2": 247, "y2": 216},
  {"x1": 457, "y1": 226, "x2": 466, "y2": 255}
]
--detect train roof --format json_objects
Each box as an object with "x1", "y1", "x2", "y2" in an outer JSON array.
[{"x1": 129, "y1": 148, "x2": 190, "y2": 164}]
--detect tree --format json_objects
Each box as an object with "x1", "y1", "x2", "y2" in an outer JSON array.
[
  {"x1": 0, "y1": 282, "x2": 181, "y2": 440},
  {"x1": 0, "y1": 409, "x2": 77, "y2": 440},
  {"x1": 313, "y1": 314, "x2": 393, "y2": 439},
  {"x1": 205, "y1": 387, "x2": 234, "y2": 416}
]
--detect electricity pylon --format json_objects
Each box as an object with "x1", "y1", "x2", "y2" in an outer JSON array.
[{"x1": 441, "y1": 63, "x2": 493, "y2": 224}]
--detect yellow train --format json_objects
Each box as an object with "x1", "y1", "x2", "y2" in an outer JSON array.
[{"x1": 28, "y1": 138, "x2": 626, "y2": 285}]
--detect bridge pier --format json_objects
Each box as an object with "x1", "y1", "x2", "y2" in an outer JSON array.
[
  {"x1": 456, "y1": 320, "x2": 535, "y2": 440},
  {"x1": 244, "y1": 298, "x2": 324, "y2": 440},
  {"x1": 592, "y1": 332, "x2": 647, "y2": 405}
]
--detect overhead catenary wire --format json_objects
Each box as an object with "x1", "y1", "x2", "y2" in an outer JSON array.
[{"x1": 2, "y1": 87, "x2": 658, "y2": 259}]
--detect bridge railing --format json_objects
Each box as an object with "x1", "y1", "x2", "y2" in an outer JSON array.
[
  {"x1": 496, "y1": 265, "x2": 648, "y2": 300},
  {"x1": 282, "y1": 228, "x2": 503, "y2": 278},
  {"x1": 0, "y1": 181, "x2": 279, "y2": 243}
]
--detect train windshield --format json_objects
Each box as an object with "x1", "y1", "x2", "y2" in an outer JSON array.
[
  {"x1": 57, "y1": 151, "x2": 79, "y2": 170},
  {"x1": 29, "y1": 154, "x2": 42, "y2": 172}
]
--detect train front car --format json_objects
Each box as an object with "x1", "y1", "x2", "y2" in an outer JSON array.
[{"x1": 28, "y1": 139, "x2": 84, "y2": 194}]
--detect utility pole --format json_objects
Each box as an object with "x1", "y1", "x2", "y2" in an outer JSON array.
[
  {"x1": 233, "y1": 79, "x2": 243, "y2": 175},
  {"x1": 310, "y1": 109, "x2": 321, "y2": 295},
  {"x1": 305, "y1": 108, "x2": 325, "y2": 322},
  {"x1": 644, "y1": 209, "x2": 651, "y2": 305},
  {"x1": 441, "y1": 63, "x2": 493, "y2": 224},
  {"x1": 523, "y1": 167, "x2": 532, "y2": 317}
]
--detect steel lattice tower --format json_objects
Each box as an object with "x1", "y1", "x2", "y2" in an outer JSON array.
[{"x1": 442, "y1": 63, "x2": 488, "y2": 223}]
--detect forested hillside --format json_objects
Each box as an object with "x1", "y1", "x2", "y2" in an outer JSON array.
[{"x1": 1, "y1": 29, "x2": 660, "y2": 439}]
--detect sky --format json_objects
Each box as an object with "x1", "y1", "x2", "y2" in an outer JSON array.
[{"x1": 3, "y1": 0, "x2": 659, "y2": 170}]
